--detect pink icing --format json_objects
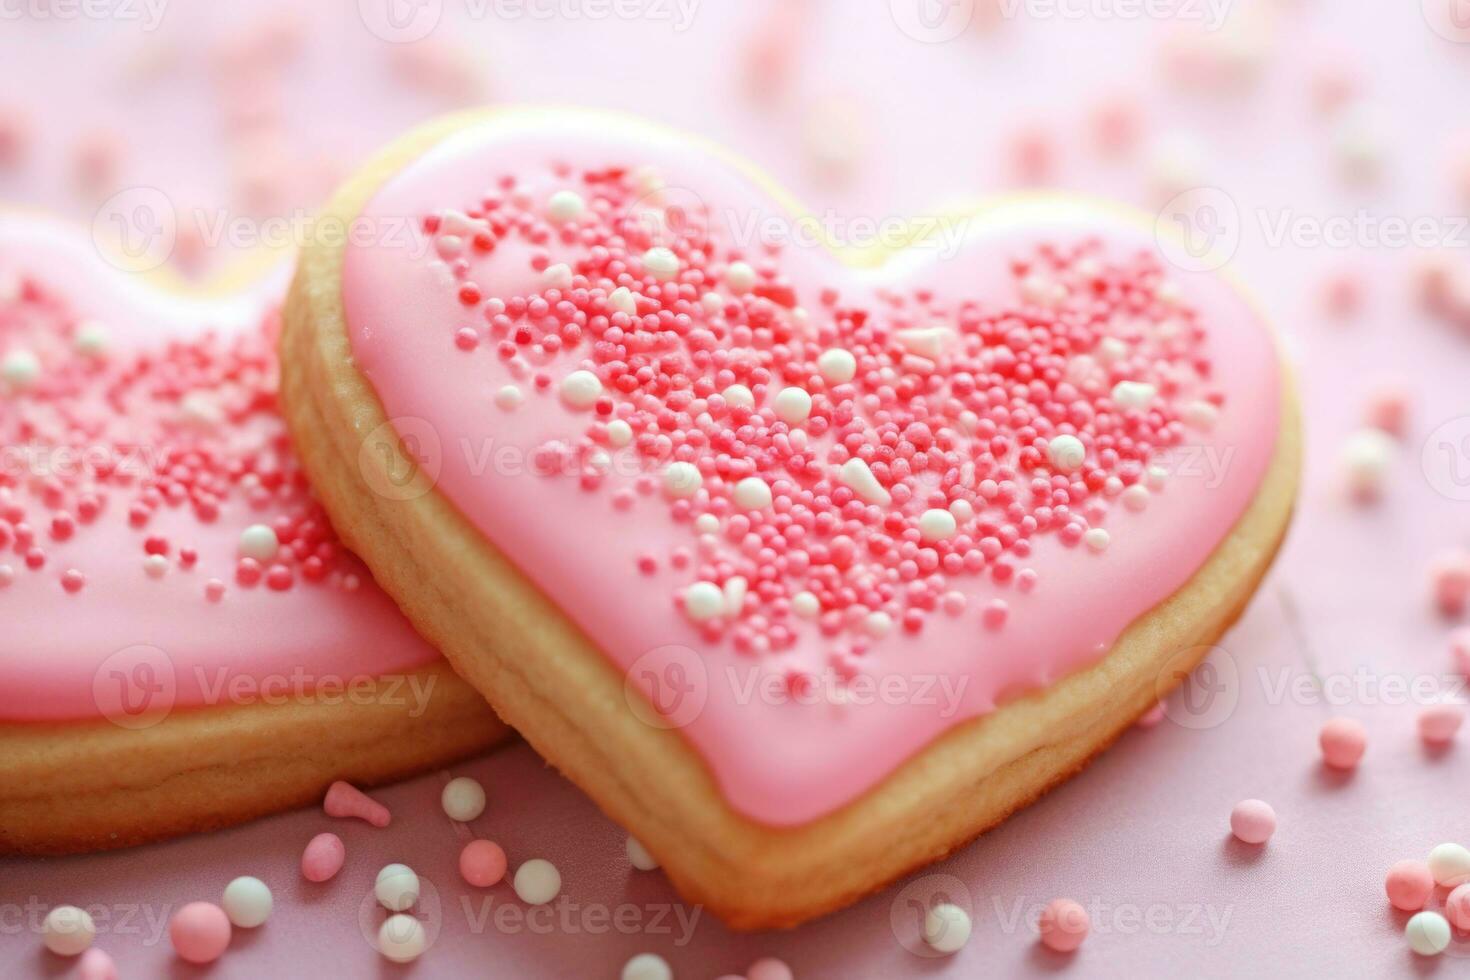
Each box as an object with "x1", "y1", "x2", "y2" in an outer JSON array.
[
  {"x1": 341, "y1": 114, "x2": 1281, "y2": 826},
  {"x1": 0, "y1": 218, "x2": 440, "y2": 722}
]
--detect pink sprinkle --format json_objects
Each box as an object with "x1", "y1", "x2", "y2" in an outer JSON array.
[
  {"x1": 78, "y1": 948, "x2": 118, "y2": 980},
  {"x1": 1431, "y1": 551, "x2": 1470, "y2": 617},
  {"x1": 1136, "y1": 702, "x2": 1167, "y2": 729},
  {"x1": 1229, "y1": 798, "x2": 1276, "y2": 845},
  {"x1": 301, "y1": 832, "x2": 346, "y2": 882},
  {"x1": 168, "y1": 902, "x2": 231, "y2": 965},
  {"x1": 1321, "y1": 271, "x2": 1363, "y2": 318},
  {"x1": 460, "y1": 839, "x2": 508, "y2": 887},
  {"x1": 1452, "y1": 629, "x2": 1470, "y2": 676},
  {"x1": 747, "y1": 957, "x2": 795, "y2": 980},
  {"x1": 1386, "y1": 860, "x2": 1435, "y2": 912},
  {"x1": 1363, "y1": 386, "x2": 1409, "y2": 438},
  {"x1": 323, "y1": 780, "x2": 392, "y2": 828},
  {"x1": 1418, "y1": 704, "x2": 1465, "y2": 746},
  {"x1": 1038, "y1": 898, "x2": 1089, "y2": 953},
  {"x1": 1319, "y1": 717, "x2": 1367, "y2": 770},
  {"x1": 1447, "y1": 883, "x2": 1470, "y2": 931},
  {"x1": 1090, "y1": 96, "x2": 1142, "y2": 157}
]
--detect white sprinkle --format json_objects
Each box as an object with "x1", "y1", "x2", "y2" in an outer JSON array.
[
  {"x1": 513, "y1": 859, "x2": 561, "y2": 905},
  {"x1": 723, "y1": 575, "x2": 748, "y2": 616},
  {"x1": 684, "y1": 581, "x2": 725, "y2": 621},
  {"x1": 1084, "y1": 528, "x2": 1111, "y2": 552},
  {"x1": 1406, "y1": 911, "x2": 1451, "y2": 956},
  {"x1": 238, "y1": 524, "x2": 279, "y2": 562},
  {"x1": 1155, "y1": 280, "x2": 1184, "y2": 306},
  {"x1": 1047, "y1": 434, "x2": 1086, "y2": 472},
  {"x1": 222, "y1": 876, "x2": 273, "y2": 929},
  {"x1": 724, "y1": 261, "x2": 757, "y2": 293},
  {"x1": 895, "y1": 326, "x2": 955, "y2": 360},
  {"x1": 494, "y1": 385, "x2": 523, "y2": 411},
  {"x1": 865, "y1": 611, "x2": 893, "y2": 637},
  {"x1": 692, "y1": 514, "x2": 719, "y2": 535},
  {"x1": 143, "y1": 554, "x2": 169, "y2": 579},
  {"x1": 918, "y1": 508, "x2": 958, "y2": 543},
  {"x1": 1097, "y1": 337, "x2": 1128, "y2": 364},
  {"x1": 791, "y1": 591, "x2": 821, "y2": 618},
  {"x1": 74, "y1": 320, "x2": 110, "y2": 358},
  {"x1": 1146, "y1": 464, "x2": 1169, "y2": 489},
  {"x1": 840, "y1": 457, "x2": 891, "y2": 506},
  {"x1": 773, "y1": 387, "x2": 813, "y2": 425},
  {"x1": 375, "y1": 863, "x2": 420, "y2": 913},
  {"x1": 626, "y1": 836, "x2": 659, "y2": 871},
  {"x1": 1111, "y1": 381, "x2": 1157, "y2": 411},
  {"x1": 621, "y1": 953, "x2": 673, "y2": 980},
  {"x1": 1122, "y1": 485, "x2": 1150, "y2": 512},
  {"x1": 608, "y1": 286, "x2": 638, "y2": 316},
  {"x1": 546, "y1": 190, "x2": 586, "y2": 224},
  {"x1": 700, "y1": 291, "x2": 725, "y2": 314},
  {"x1": 441, "y1": 776, "x2": 486, "y2": 822},
  {"x1": 1183, "y1": 400, "x2": 1220, "y2": 431},
  {"x1": 818, "y1": 348, "x2": 857, "y2": 384},
  {"x1": 642, "y1": 247, "x2": 680, "y2": 282},
  {"x1": 732, "y1": 476, "x2": 773, "y2": 511},
  {"x1": 923, "y1": 903, "x2": 972, "y2": 954},
  {"x1": 722, "y1": 384, "x2": 755, "y2": 411},
  {"x1": 949, "y1": 499, "x2": 975, "y2": 522},
  {"x1": 378, "y1": 915, "x2": 426, "y2": 963},
  {"x1": 606, "y1": 419, "x2": 633, "y2": 447},
  {"x1": 663, "y1": 461, "x2": 702, "y2": 498},
  {"x1": 541, "y1": 263, "x2": 574, "y2": 290},
  {"x1": 559, "y1": 369, "x2": 603, "y2": 410},
  {"x1": 2, "y1": 349, "x2": 41, "y2": 390},
  {"x1": 434, "y1": 235, "x2": 464, "y2": 260},
  {"x1": 179, "y1": 391, "x2": 223, "y2": 428}
]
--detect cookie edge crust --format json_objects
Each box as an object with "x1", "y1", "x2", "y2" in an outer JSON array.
[
  {"x1": 0, "y1": 661, "x2": 506, "y2": 855},
  {"x1": 280, "y1": 107, "x2": 1301, "y2": 929}
]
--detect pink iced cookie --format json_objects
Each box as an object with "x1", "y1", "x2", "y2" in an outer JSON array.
[
  {"x1": 169, "y1": 902, "x2": 232, "y2": 964},
  {"x1": 301, "y1": 832, "x2": 346, "y2": 882}
]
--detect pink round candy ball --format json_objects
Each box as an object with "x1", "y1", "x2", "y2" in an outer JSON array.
[
  {"x1": 747, "y1": 957, "x2": 794, "y2": 980},
  {"x1": 301, "y1": 832, "x2": 345, "y2": 882},
  {"x1": 459, "y1": 839, "x2": 508, "y2": 887},
  {"x1": 1038, "y1": 898, "x2": 1089, "y2": 952},
  {"x1": 1451, "y1": 628, "x2": 1470, "y2": 676},
  {"x1": 169, "y1": 902, "x2": 232, "y2": 964},
  {"x1": 1230, "y1": 799, "x2": 1276, "y2": 845},
  {"x1": 1447, "y1": 883, "x2": 1470, "y2": 931},
  {"x1": 78, "y1": 948, "x2": 118, "y2": 980},
  {"x1": 1418, "y1": 704, "x2": 1465, "y2": 746},
  {"x1": 1386, "y1": 860, "x2": 1436, "y2": 912},
  {"x1": 1319, "y1": 717, "x2": 1367, "y2": 770}
]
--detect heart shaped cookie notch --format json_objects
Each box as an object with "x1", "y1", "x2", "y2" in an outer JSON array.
[
  {"x1": 283, "y1": 108, "x2": 1298, "y2": 927},
  {"x1": 0, "y1": 217, "x2": 507, "y2": 854}
]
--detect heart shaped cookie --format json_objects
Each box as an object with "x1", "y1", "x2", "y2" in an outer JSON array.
[
  {"x1": 283, "y1": 108, "x2": 1299, "y2": 927},
  {"x1": 0, "y1": 217, "x2": 506, "y2": 854}
]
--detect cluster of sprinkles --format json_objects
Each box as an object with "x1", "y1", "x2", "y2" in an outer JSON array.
[
  {"x1": 418, "y1": 163, "x2": 1224, "y2": 655},
  {"x1": 0, "y1": 273, "x2": 369, "y2": 602}
]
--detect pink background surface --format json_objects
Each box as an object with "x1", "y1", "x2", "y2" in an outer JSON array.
[{"x1": 4, "y1": 1, "x2": 1470, "y2": 976}]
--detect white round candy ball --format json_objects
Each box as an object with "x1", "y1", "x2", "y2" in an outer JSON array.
[
  {"x1": 1406, "y1": 911, "x2": 1451, "y2": 956},
  {"x1": 923, "y1": 902, "x2": 972, "y2": 954},
  {"x1": 377, "y1": 913, "x2": 427, "y2": 963},
  {"x1": 42, "y1": 905, "x2": 96, "y2": 956},
  {"x1": 375, "y1": 863, "x2": 421, "y2": 912},
  {"x1": 621, "y1": 952, "x2": 673, "y2": 980},
  {"x1": 513, "y1": 859, "x2": 561, "y2": 905},
  {"x1": 221, "y1": 876, "x2": 273, "y2": 928},
  {"x1": 441, "y1": 776, "x2": 486, "y2": 822}
]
